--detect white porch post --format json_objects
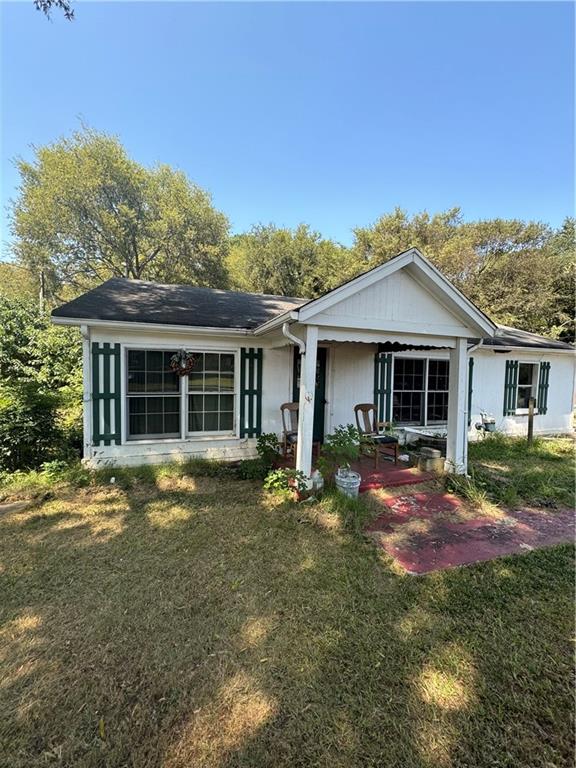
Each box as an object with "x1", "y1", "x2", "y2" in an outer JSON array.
[
  {"x1": 296, "y1": 325, "x2": 318, "y2": 478},
  {"x1": 80, "y1": 324, "x2": 93, "y2": 463},
  {"x1": 445, "y1": 337, "x2": 468, "y2": 474}
]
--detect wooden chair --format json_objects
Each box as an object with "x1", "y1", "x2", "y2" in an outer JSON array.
[
  {"x1": 354, "y1": 403, "x2": 399, "y2": 467},
  {"x1": 280, "y1": 402, "x2": 300, "y2": 459}
]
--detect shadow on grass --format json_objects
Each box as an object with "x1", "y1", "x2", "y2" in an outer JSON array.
[{"x1": 0, "y1": 477, "x2": 573, "y2": 768}]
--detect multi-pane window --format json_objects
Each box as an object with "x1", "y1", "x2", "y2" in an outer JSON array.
[
  {"x1": 517, "y1": 363, "x2": 538, "y2": 409},
  {"x1": 393, "y1": 358, "x2": 425, "y2": 424},
  {"x1": 127, "y1": 350, "x2": 180, "y2": 438},
  {"x1": 392, "y1": 358, "x2": 450, "y2": 425},
  {"x1": 125, "y1": 349, "x2": 237, "y2": 439},
  {"x1": 427, "y1": 360, "x2": 449, "y2": 422},
  {"x1": 188, "y1": 352, "x2": 235, "y2": 433}
]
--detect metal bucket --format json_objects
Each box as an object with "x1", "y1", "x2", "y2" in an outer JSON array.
[{"x1": 335, "y1": 467, "x2": 361, "y2": 499}]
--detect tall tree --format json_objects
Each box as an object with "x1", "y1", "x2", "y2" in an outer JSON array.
[
  {"x1": 34, "y1": 0, "x2": 74, "y2": 20},
  {"x1": 11, "y1": 128, "x2": 230, "y2": 300},
  {"x1": 227, "y1": 223, "x2": 350, "y2": 298},
  {"x1": 352, "y1": 207, "x2": 570, "y2": 338},
  {"x1": 0, "y1": 263, "x2": 38, "y2": 302},
  {"x1": 547, "y1": 217, "x2": 576, "y2": 342}
]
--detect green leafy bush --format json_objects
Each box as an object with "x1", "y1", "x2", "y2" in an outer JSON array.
[
  {"x1": 237, "y1": 458, "x2": 269, "y2": 480},
  {"x1": 0, "y1": 296, "x2": 83, "y2": 470},
  {"x1": 317, "y1": 424, "x2": 361, "y2": 482},
  {"x1": 256, "y1": 433, "x2": 282, "y2": 467},
  {"x1": 0, "y1": 382, "x2": 65, "y2": 471},
  {"x1": 264, "y1": 468, "x2": 308, "y2": 499}
]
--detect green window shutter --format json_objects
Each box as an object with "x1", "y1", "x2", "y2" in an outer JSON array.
[
  {"x1": 503, "y1": 359, "x2": 519, "y2": 416},
  {"x1": 537, "y1": 362, "x2": 551, "y2": 415},
  {"x1": 92, "y1": 342, "x2": 121, "y2": 446},
  {"x1": 467, "y1": 357, "x2": 474, "y2": 426},
  {"x1": 374, "y1": 349, "x2": 393, "y2": 423},
  {"x1": 239, "y1": 347, "x2": 263, "y2": 438}
]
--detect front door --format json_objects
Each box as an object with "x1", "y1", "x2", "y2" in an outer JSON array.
[{"x1": 292, "y1": 347, "x2": 327, "y2": 443}]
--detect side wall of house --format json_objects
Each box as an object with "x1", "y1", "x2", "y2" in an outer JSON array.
[
  {"x1": 87, "y1": 327, "x2": 292, "y2": 467},
  {"x1": 469, "y1": 347, "x2": 575, "y2": 439}
]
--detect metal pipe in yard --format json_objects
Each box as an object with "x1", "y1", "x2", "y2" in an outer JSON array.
[{"x1": 527, "y1": 397, "x2": 535, "y2": 445}]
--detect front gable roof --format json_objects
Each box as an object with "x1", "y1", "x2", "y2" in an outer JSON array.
[{"x1": 257, "y1": 248, "x2": 497, "y2": 338}]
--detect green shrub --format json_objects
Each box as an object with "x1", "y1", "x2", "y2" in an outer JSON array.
[
  {"x1": 0, "y1": 296, "x2": 83, "y2": 468},
  {"x1": 237, "y1": 458, "x2": 270, "y2": 481},
  {"x1": 256, "y1": 433, "x2": 282, "y2": 468},
  {"x1": 264, "y1": 468, "x2": 308, "y2": 499},
  {"x1": 57, "y1": 380, "x2": 84, "y2": 452},
  {"x1": 317, "y1": 425, "x2": 361, "y2": 482},
  {"x1": 0, "y1": 382, "x2": 65, "y2": 472}
]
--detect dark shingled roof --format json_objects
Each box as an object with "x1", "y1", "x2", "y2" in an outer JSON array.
[
  {"x1": 51, "y1": 277, "x2": 307, "y2": 330},
  {"x1": 479, "y1": 325, "x2": 574, "y2": 352},
  {"x1": 52, "y1": 278, "x2": 575, "y2": 351}
]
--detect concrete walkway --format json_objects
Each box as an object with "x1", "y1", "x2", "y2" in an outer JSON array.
[{"x1": 366, "y1": 491, "x2": 575, "y2": 574}]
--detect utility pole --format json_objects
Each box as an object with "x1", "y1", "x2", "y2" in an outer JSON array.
[{"x1": 39, "y1": 269, "x2": 46, "y2": 312}]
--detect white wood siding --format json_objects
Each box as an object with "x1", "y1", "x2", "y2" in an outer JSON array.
[
  {"x1": 469, "y1": 348, "x2": 575, "y2": 438},
  {"x1": 313, "y1": 270, "x2": 473, "y2": 337},
  {"x1": 84, "y1": 328, "x2": 574, "y2": 467}
]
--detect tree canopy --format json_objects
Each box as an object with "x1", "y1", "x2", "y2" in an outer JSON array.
[
  {"x1": 351, "y1": 208, "x2": 574, "y2": 340},
  {"x1": 8, "y1": 129, "x2": 574, "y2": 341},
  {"x1": 34, "y1": 0, "x2": 74, "y2": 20},
  {"x1": 11, "y1": 128, "x2": 230, "y2": 301},
  {"x1": 227, "y1": 223, "x2": 350, "y2": 298}
]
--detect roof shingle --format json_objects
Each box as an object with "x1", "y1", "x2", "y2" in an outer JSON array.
[
  {"x1": 51, "y1": 277, "x2": 306, "y2": 330},
  {"x1": 52, "y1": 277, "x2": 574, "y2": 351}
]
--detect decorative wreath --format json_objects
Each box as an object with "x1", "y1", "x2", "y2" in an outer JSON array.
[{"x1": 169, "y1": 349, "x2": 199, "y2": 376}]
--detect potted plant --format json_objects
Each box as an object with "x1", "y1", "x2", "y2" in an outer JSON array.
[{"x1": 317, "y1": 425, "x2": 362, "y2": 484}]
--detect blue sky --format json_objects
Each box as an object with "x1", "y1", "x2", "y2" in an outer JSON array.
[{"x1": 1, "y1": 1, "x2": 574, "y2": 255}]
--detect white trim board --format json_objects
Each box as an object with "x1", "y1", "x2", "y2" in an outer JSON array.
[{"x1": 53, "y1": 316, "x2": 250, "y2": 336}]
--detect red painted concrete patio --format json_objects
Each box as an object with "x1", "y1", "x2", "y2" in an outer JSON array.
[
  {"x1": 350, "y1": 456, "x2": 433, "y2": 492},
  {"x1": 367, "y1": 491, "x2": 575, "y2": 574},
  {"x1": 279, "y1": 454, "x2": 433, "y2": 491}
]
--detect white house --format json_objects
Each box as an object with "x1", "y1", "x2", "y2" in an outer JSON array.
[{"x1": 51, "y1": 248, "x2": 575, "y2": 475}]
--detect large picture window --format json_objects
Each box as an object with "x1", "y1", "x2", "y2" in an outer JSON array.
[
  {"x1": 125, "y1": 349, "x2": 237, "y2": 440},
  {"x1": 188, "y1": 352, "x2": 235, "y2": 433},
  {"x1": 392, "y1": 358, "x2": 450, "y2": 425},
  {"x1": 127, "y1": 350, "x2": 180, "y2": 438}
]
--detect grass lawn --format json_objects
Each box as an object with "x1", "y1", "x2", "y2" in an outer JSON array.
[
  {"x1": 1, "y1": 456, "x2": 574, "y2": 768},
  {"x1": 468, "y1": 435, "x2": 575, "y2": 508}
]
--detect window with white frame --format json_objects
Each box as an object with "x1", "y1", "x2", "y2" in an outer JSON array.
[
  {"x1": 517, "y1": 363, "x2": 538, "y2": 409},
  {"x1": 427, "y1": 359, "x2": 450, "y2": 422},
  {"x1": 393, "y1": 358, "x2": 425, "y2": 424},
  {"x1": 126, "y1": 349, "x2": 237, "y2": 440},
  {"x1": 127, "y1": 350, "x2": 180, "y2": 439},
  {"x1": 392, "y1": 357, "x2": 450, "y2": 425},
  {"x1": 188, "y1": 352, "x2": 235, "y2": 433}
]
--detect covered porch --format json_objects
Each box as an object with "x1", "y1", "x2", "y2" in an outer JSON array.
[{"x1": 256, "y1": 249, "x2": 496, "y2": 480}]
